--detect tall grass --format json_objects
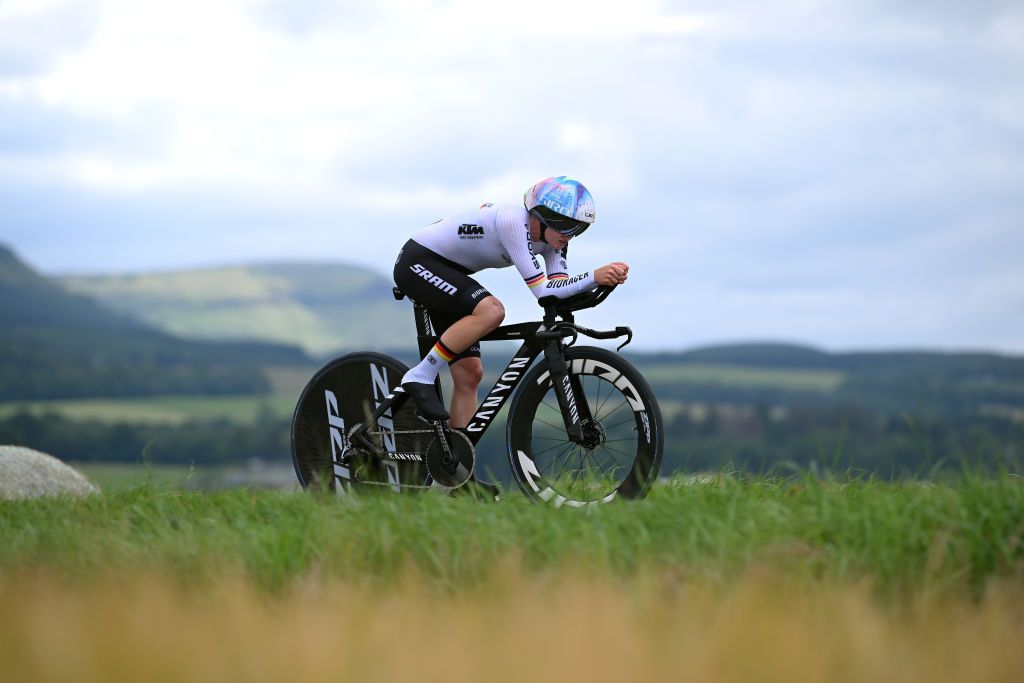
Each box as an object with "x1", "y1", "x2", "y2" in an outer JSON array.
[
  {"x1": 1, "y1": 473, "x2": 1021, "y2": 595},
  {"x1": 1, "y1": 571, "x2": 1022, "y2": 683}
]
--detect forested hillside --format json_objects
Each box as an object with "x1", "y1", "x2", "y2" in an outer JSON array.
[
  {"x1": 629, "y1": 343, "x2": 1024, "y2": 417},
  {"x1": 0, "y1": 245, "x2": 309, "y2": 400},
  {"x1": 2, "y1": 245, "x2": 1021, "y2": 476},
  {"x1": 626, "y1": 343, "x2": 1024, "y2": 475}
]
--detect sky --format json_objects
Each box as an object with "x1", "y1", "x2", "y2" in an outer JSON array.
[{"x1": 1, "y1": 0, "x2": 1022, "y2": 353}]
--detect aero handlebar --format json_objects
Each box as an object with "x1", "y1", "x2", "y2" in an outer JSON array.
[
  {"x1": 537, "y1": 284, "x2": 617, "y2": 316},
  {"x1": 536, "y1": 285, "x2": 632, "y2": 350}
]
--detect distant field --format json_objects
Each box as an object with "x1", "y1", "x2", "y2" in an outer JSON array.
[
  {"x1": 0, "y1": 363, "x2": 839, "y2": 427},
  {"x1": 0, "y1": 393, "x2": 295, "y2": 425},
  {"x1": 641, "y1": 363, "x2": 845, "y2": 392},
  {"x1": 72, "y1": 462, "x2": 298, "y2": 491},
  {"x1": 73, "y1": 463, "x2": 195, "y2": 489},
  {"x1": 72, "y1": 463, "x2": 217, "y2": 489}
]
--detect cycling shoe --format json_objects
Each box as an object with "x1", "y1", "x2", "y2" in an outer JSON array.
[{"x1": 401, "y1": 381, "x2": 449, "y2": 421}]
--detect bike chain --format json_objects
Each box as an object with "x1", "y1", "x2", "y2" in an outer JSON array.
[{"x1": 340, "y1": 424, "x2": 475, "y2": 492}]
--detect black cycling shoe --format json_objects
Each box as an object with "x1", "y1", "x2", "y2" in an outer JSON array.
[{"x1": 401, "y1": 381, "x2": 449, "y2": 421}]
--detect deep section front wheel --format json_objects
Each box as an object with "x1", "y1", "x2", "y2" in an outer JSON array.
[
  {"x1": 507, "y1": 346, "x2": 663, "y2": 506},
  {"x1": 291, "y1": 352, "x2": 428, "y2": 494}
]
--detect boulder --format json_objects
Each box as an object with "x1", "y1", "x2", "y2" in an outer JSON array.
[{"x1": 0, "y1": 445, "x2": 99, "y2": 500}]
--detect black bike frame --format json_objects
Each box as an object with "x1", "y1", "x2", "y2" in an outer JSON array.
[
  {"x1": 409, "y1": 300, "x2": 590, "y2": 446},
  {"x1": 349, "y1": 286, "x2": 628, "y2": 464}
]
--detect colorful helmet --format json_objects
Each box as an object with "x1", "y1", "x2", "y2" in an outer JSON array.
[{"x1": 523, "y1": 176, "x2": 595, "y2": 237}]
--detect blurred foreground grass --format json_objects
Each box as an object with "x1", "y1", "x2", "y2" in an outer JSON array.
[
  {"x1": 2, "y1": 475, "x2": 1023, "y2": 682},
  {"x1": 1, "y1": 570, "x2": 1022, "y2": 683},
  {"x1": 2, "y1": 474, "x2": 1021, "y2": 595}
]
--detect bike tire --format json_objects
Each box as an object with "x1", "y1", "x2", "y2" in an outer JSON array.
[
  {"x1": 291, "y1": 352, "x2": 427, "y2": 494},
  {"x1": 506, "y1": 346, "x2": 663, "y2": 506}
]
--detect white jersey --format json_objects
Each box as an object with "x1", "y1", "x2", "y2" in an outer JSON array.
[{"x1": 411, "y1": 203, "x2": 596, "y2": 299}]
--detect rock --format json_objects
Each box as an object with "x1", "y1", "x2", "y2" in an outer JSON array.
[{"x1": 0, "y1": 446, "x2": 99, "y2": 500}]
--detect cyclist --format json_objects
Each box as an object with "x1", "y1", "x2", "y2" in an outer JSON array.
[{"x1": 393, "y1": 176, "x2": 629, "y2": 424}]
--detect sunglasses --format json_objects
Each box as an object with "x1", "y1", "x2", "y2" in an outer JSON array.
[{"x1": 531, "y1": 207, "x2": 591, "y2": 237}]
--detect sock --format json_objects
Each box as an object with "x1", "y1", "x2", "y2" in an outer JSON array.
[{"x1": 401, "y1": 339, "x2": 457, "y2": 385}]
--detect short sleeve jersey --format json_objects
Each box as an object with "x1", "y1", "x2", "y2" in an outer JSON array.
[{"x1": 411, "y1": 203, "x2": 596, "y2": 299}]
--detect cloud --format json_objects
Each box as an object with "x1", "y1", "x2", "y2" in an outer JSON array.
[
  {"x1": 0, "y1": 0, "x2": 101, "y2": 77},
  {"x1": 0, "y1": 0, "x2": 1021, "y2": 351}
]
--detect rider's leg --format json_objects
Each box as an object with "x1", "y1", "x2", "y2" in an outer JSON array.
[
  {"x1": 448, "y1": 357, "x2": 484, "y2": 428},
  {"x1": 401, "y1": 297, "x2": 504, "y2": 387},
  {"x1": 438, "y1": 296, "x2": 504, "y2": 354}
]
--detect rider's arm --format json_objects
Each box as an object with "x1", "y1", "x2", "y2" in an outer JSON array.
[
  {"x1": 494, "y1": 208, "x2": 596, "y2": 300},
  {"x1": 540, "y1": 247, "x2": 598, "y2": 298}
]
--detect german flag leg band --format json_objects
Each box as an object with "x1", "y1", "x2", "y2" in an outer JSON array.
[{"x1": 434, "y1": 340, "x2": 457, "y2": 363}]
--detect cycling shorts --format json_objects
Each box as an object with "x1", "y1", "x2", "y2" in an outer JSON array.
[{"x1": 393, "y1": 239, "x2": 493, "y2": 362}]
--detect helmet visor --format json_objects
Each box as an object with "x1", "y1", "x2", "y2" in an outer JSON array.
[{"x1": 531, "y1": 206, "x2": 591, "y2": 237}]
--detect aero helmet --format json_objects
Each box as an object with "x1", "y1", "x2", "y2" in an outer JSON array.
[{"x1": 523, "y1": 176, "x2": 595, "y2": 237}]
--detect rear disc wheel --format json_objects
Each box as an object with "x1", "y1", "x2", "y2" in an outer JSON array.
[{"x1": 291, "y1": 352, "x2": 429, "y2": 494}]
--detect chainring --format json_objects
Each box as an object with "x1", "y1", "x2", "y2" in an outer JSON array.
[{"x1": 425, "y1": 430, "x2": 475, "y2": 488}]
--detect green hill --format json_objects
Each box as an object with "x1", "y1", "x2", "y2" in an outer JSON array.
[
  {"x1": 0, "y1": 245, "x2": 309, "y2": 400},
  {"x1": 62, "y1": 262, "x2": 411, "y2": 357}
]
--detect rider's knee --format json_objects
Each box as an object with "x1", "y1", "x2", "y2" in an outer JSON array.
[
  {"x1": 474, "y1": 296, "x2": 505, "y2": 329},
  {"x1": 451, "y1": 358, "x2": 484, "y2": 388}
]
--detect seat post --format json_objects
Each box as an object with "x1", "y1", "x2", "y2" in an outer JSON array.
[
  {"x1": 395, "y1": 286, "x2": 437, "y2": 360},
  {"x1": 413, "y1": 301, "x2": 435, "y2": 359}
]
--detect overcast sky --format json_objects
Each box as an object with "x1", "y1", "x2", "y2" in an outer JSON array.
[{"x1": 1, "y1": 0, "x2": 1022, "y2": 352}]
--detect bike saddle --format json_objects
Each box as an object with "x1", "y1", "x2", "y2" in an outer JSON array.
[{"x1": 400, "y1": 381, "x2": 449, "y2": 421}]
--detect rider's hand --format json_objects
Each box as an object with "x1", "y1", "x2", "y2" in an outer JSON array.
[{"x1": 595, "y1": 262, "x2": 629, "y2": 286}]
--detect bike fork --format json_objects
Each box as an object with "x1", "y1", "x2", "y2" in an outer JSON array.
[
  {"x1": 545, "y1": 341, "x2": 590, "y2": 444},
  {"x1": 349, "y1": 388, "x2": 408, "y2": 452}
]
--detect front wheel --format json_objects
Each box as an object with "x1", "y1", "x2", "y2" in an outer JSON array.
[{"x1": 507, "y1": 346, "x2": 663, "y2": 506}]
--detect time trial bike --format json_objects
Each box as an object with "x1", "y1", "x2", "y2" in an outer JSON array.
[{"x1": 290, "y1": 284, "x2": 663, "y2": 507}]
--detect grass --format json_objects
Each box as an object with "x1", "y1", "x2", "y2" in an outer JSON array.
[
  {"x1": 2, "y1": 474, "x2": 1022, "y2": 682},
  {"x1": 1, "y1": 473, "x2": 1021, "y2": 595},
  {"x1": 1, "y1": 571, "x2": 1022, "y2": 683}
]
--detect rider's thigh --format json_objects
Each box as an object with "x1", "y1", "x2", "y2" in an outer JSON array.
[
  {"x1": 472, "y1": 296, "x2": 505, "y2": 327},
  {"x1": 450, "y1": 356, "x2": 484, "y2": 388}
]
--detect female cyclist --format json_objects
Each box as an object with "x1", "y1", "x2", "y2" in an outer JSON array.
[{"x1": 393, "y1": 176, "x2": 629, "y2": 423}]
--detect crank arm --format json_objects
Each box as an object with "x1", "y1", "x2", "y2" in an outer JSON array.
[{"x1": 349, "y1": 388, "x2": 409, "y2": 451}]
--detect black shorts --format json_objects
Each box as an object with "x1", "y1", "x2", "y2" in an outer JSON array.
[{"x1": 393, "y1": 239, "x2": 492, "y2": 363}]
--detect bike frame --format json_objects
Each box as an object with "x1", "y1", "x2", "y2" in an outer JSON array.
[
  {"x1": 348, "y1": 286, "x2": 630, "y2": 465},
  {"x1": 415, "y1": 316, "x2": 591, "y2": 445}
]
